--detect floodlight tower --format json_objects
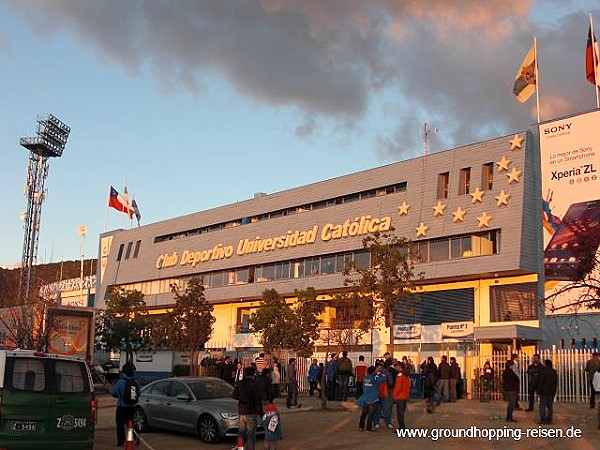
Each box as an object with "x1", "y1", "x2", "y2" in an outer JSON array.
[{"x1": 19, "y1": 114, "x2": 71, "y2": 302}]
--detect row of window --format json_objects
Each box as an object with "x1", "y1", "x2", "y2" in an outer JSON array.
[
  {"x1": 559, "y1": 338, "x2": 600, "y2": 349},
  {"x1": 437, "y1": 163, "x2": 495, "y2": 199},
  {"x1": 107, "y1": 230, "x2": 501, "y2": 300},
  {"x1": 154, "y1": 182, "x2": 407, "y2": 243},
  {"x1": 116, "y1": 240, "x2": 141, "y2": 261}
]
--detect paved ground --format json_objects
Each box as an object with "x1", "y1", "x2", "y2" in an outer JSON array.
[{"x1": 95, "y1": 393, "x2": 600, "y2": 449}]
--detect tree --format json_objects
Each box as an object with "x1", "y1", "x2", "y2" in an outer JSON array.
[
  {"x1": 168, "y1": 278, "x2": 215, "y2": 376},
  {"x1": 0, "y1": 296, "x2": 57, "y2": 351},
  {"x1": 544, "y1": 247, "x2": 600, "y2": 314},
  {"x1": 343, "y1": 230, "x2": 421, "y2": 353},
  {"x1": 97, "y1": 287, "x2": 149, "y2": 363},
  {"x1": 250, "y1": 288, "x2": 324, "y2": 358},
  {"x1": 322, "y1": 290, "x2": 375, "y2": 350}
]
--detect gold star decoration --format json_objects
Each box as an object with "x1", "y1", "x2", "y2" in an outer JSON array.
[
  {"x1": 470, "y1": 187, "x2": 485, "y2": 204},
  {"x1": 433, "y1": 201, "x2": 446, "y2": 217},
  {"x1": 398, "y1": 201, "x2": 410, "y2": 216},
  {"x1": 452, "y1": 206, "x2": 466, "y2": 223},
  {"x1": 495, "y1": 190, "x2": 511, "y2": 207},
  {"x1": 507, "y1": 167, "x2": 522, "y2": 184},
  {"x1": 496, "y1": 155, "x2": 511, "y2": 172},
  {"x1": 416, "y1": 222, "x2": 429, "y2": 237},
  {"x1": 509, "y1": 134, "x2": 524, "y2": 150},
  {"x1": 477, "y1": 212, "x2": 492, "y2": 228}
]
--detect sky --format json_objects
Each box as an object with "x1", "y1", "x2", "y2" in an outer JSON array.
[{"x1": 1, "y1": 0, "x2": 600, "y2": 267}]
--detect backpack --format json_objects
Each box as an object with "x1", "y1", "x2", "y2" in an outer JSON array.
[
  {"x1": 593, "y1": 371, "x2": 600, "y2": 393},
  {"x1": 123, "y1": 378, "x2": 139, "y2": 405}
]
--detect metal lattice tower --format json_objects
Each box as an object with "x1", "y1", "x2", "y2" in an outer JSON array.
[{"x1": 19, "y1": 114, "x2": 70, "y2": 302}]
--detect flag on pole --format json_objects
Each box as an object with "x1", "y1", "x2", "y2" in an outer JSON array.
[
  {"x1": 132, "y1": 199, "x2": 142, "y2": 226},
  {"x1": 108, "y1": 186, "x2": 134, "y2": 218},
  {"x1": 513, "y1": 42, "x2": 537, "y2": 102},
  {"x1": 586, "y1": 23, "x2": 600, "y2": 86}
]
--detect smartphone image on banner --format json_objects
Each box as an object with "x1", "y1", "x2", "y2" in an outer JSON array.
[{"x1": 544, "y1": 198, "x2": 600, "y2": 281}]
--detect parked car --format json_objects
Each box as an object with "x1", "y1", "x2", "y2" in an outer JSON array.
[
  {"x1": 0, "y1": 349, "x2": 96, "y2": 449},
  {"x1": 134, "y1": 376, "x2": 261, "y2": 444}
]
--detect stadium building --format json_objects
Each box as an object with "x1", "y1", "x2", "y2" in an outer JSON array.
[{"x1": 95, "y1": 118, "x2": 556, "y2": 359}]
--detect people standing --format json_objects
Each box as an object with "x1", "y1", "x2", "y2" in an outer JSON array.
[
  {"x1": 357, "y1": 366, "x2": 380, "y2": 431},
  {"x1": 401, "y1": 356, "x2": 414, "y2": 375},
  {"x1": 502, "y1": 360, "x2": 520, "y2": 423},
  {"x1": 438, "y1": 355, "x2": 451, "y2": 402},
  {"x1": 271, "y1": 358, "x2": 281, "y2": 398},
  {"x1": 538, "y1": 360, "x2": 558, "y2": 424},
  {"x1": 260, "y1": 367, "x2": 275, "y2": 405},
  {"x1": 449, "y1": 357, "x2": 460, "y2": 402},
  {"x1": 232, "y1": 367, "x2": 264, "y2": 450},
  {"x1": 285, "y1": 358, "x2": 300, "y2": 408},
  {"x1": 593, "y1": 368, "x2": 600, "y2": 429},
  {"x1": 585, "y1": 352, "x2": 600, "y2": 409},
  {"x1": 526, "y1": 354, "x2": 543, "y2": 412},
  {"x1": 510, "y1": 353, "x2": 522, "y2": 410},
  {"x1": 308, "y1": 358, "x2": 320, "y2": 397},
  {"x1": 480, "y1": 361, "x2": 494, "y2": 402},
  {"x1": 392, "y1": 361, "x2": 411, "y2": 431},
  {"x1": 234, "y1": 360, "x2": 244, "y2": 385},
  {"x1": 111, "y1": 362, "x2": 140, "y2": 447},
  {"x1": 372, "y1": 361, "x2": 393, "y2": 429},
  {"x1": 421, "y1": 356, "x2": 438, "y2": 413},
  {"x1": 355, "y1": 355, "x2": 368, "y2": 398},
  {"x1": 325, "y1": 353, "x2": 338, "y2": 401},
  {"x1": 336, "y1": 351, "x2": 353, "y2": 401}
]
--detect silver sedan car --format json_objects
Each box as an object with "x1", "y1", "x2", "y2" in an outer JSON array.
[{"x1": 133, "y1": 376, "x2": 249, "y2": 444}]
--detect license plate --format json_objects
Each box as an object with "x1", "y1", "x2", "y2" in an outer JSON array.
[{"x1": 11, "y1": 421, "x2": 37, "y2": 432}]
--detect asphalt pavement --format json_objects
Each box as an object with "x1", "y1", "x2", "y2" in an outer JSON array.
[{"x1": 95, "y1": 393, "x2": 600, "y2": 450}]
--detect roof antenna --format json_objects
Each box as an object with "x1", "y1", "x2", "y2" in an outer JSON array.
[{"x1": 423, "y1": 121, "x2": 439, "y2": 156}]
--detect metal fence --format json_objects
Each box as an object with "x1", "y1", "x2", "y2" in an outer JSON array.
[{"x1": 465, "y1": 348, "x2": 596, "y2": 403}]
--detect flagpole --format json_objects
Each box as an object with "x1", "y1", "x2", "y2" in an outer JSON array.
[
  {"x1": 104, "y1": 184, "x2": 110, "y2": 232},
  {"x1": 534, "y1": 36, "x2": 540, "y2": 123},
  {"x1": 591, "y1": 14, "x2": 600, "y2": 108}
]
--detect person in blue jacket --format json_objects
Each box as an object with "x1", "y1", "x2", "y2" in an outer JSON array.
[
  {"x1": 357, "y1": 366, "x2": 381, "y2": 431},
  {"x1": 111, "y1": 362, "x2": 139, "y2": 447}
]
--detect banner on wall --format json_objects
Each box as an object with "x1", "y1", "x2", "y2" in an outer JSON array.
[
  {"x1": 393, "y1": 323, "x2": 422, "y2": 340},
  {"x1": 441, "y1": 321, "x2": 474, "y2": 339},
  {"x1": 539, "y1": 111, "x2": 600, "y2": 282}
]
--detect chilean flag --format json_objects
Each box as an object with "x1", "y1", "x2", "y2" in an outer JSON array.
[
  {"x1": 108, "y1": 186, "x2": 134, "y2": 218},
  {"x1": 586, "y1": 24, "x2": 600, "y2": 86}
]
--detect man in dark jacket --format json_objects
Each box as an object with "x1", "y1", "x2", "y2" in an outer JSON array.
[
  {"x1": 438, "y1": 355, "x2": 451, "y2": 402},
  {"x1": 502, "y1": 360, "x2": 520, "y2": 422},
  {"x1": 233, "y1": 367, "x2": 264, "y2": 450},
  {"x1": 538, "y1": 360, "x2": 558, "y2": 424},
  {"x1": 526, "y1": 354, "x2": 543, "y2": 412}
]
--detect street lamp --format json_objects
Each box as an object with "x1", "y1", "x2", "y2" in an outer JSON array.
[{"x1": 77, "y1": 225, "x2": 87, "y2": 306}]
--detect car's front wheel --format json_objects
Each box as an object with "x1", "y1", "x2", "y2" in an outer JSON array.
[
  {"x1": 197, "y1": 415, "x2": 220, "y2": 443},
  {"x1": 133, "y1": 407, "x2": 150, "y2": 432}
]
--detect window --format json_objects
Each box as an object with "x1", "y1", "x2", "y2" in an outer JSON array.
[
  {"x1": 394, "y1": 289, "x2": 474, "y2": 325},
  {"x1": 437, "y1": 172, "x2": 449, "y2": 199},
  {"x1": 11, "y1": 359, "x2": 45, "y2": 392},
  {"x1": 320, "y1": 256, "x2": 335, "y2": 274},
  {"x1": 459, "y1": 167, "x2": 471, "y2": 195},
  {"x1": 353, "y1": 250, "x2": 370, "y2": 269},
  {"x1": 55, "y1": 360, "x2": 86, "y2": 393},
  {"x1": 490, "y1": 283, "x2": 537, "y2": 322},
  {"x1": 116, "y1": 244, "x2": 124, "y2": 261},
  {"x1": 125, "y1": 242, "x2": 133, "y2": 259},
  {"x1": 133, "y1": 240, "x2": 141, "y2": 258},
  {"x1": 481, "y1": 163, "x2": 494, "y2": 190},
  {"x1": 429, "y1": 239, "x2": 449, "y2": 262}
]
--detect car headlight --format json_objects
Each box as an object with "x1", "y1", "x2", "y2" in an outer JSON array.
[{"x1": 220, "y1": 412, "x2": 239, "y2": 420}]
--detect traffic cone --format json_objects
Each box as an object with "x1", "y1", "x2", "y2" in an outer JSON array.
[
  {"x1": 235, "y1": 436, "x2": 244, "y2": 449},
  {"x1": 124, "y1": 420, "x2": 136, "y2": 449}
]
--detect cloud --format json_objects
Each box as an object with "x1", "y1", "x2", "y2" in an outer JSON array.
[{"x1": 6, "y1": 0, "x2": 599, "y2": 160}]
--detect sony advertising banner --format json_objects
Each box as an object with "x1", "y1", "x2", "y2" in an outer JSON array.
[{"x1": 539, "y1": 110, "x2": 600, "y2": 311}]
